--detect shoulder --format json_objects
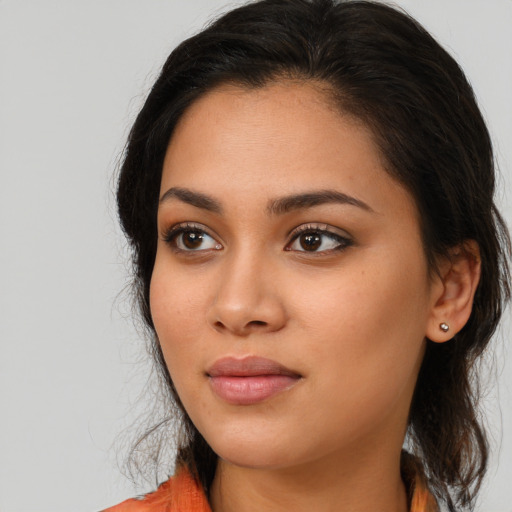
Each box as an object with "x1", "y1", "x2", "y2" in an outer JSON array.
[
  {"x1": 101, "y1": 468, "x2": 211, "y2": 512},
  {"x1": 100, "y1": 498, "x2": 151, "y2": 512}
]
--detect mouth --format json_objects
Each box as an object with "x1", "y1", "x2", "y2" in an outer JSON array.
[{"x1": 206, "y1": 356, "x2": 302, "y2": 405}]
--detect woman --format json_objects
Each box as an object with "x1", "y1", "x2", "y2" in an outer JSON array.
[{"x1": 105, "y1": 0, "x2": 510, "y2": 511}]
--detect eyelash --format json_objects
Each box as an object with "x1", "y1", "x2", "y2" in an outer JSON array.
[
  {"x1": 161, "y1": 222, "x2": 353, "y2": 254},
  {"x1": 286, "y1": 224, "x2": 353, "y2": 254},
  {"x1": 162, "y1": 223, "x2": 222, "y2": 253}
]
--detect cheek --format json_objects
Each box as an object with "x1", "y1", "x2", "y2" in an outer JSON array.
[
  {"x1": 290, "y1": 266, "x2": 428, "y2": 443},
  {"x1": 295, "y1": 263, "x2": 428, "y2": 333},
  {"x1": 291, "y1": 254, "x2": 431, "y2": 382},
  {"x1": 150, "y1": 253, "x2": 210, "y2": 329},
  {"x1": 149, "y1": 261, "x2": 207, "y2": 375}
]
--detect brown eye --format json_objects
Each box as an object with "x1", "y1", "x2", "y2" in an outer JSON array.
[
  {"x1": 163, "y1": 225, "x2": 221, "y2": 252},
  {"x1": 300, "y1": 233, "x2": 322, "y2": 251},
  {"x1": 182, "y1": 231, "x2": 205, "y2": 249},
  {"x1": 287, "y1": 227, "x2": 352, "y2": 253}
]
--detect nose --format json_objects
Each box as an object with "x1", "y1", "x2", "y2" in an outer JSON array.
[{"x1": 207, "y1": 252, "x2": 288, "y2": 336}]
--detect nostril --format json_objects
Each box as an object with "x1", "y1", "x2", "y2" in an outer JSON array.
[
  {"x1": 248, "y1": 320, "x2": 267, "y2": 327},
  {"x1": 213, "y1": 319, "x2": 267, "y2": 332}
]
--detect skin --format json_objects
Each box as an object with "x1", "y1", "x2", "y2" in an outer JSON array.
[{"x1": 150, "y1": 81, "x2": 478, "y2": 512}]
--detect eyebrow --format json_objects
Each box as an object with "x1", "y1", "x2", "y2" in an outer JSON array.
[
  {"x1": 267, "y1": 190, "x2": 374, "y2": 215},
  {"x1": 159, "y1": 187, "x2": 373, "y2": 215},
  {"x1": 159, "y1": 187, "x2": 223, "y2": 213}
]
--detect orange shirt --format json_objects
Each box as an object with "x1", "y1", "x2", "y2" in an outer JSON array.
[
  {"x1": 102, "y1": 464, "x2": 438, "y2": 512},
  {"x1": 102, "y1": 469, "x2": 210, "y2": 512}
]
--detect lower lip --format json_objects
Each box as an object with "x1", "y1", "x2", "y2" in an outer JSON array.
[{"x1": 209, "y1": 375, "x2": 299, "y2": 405}]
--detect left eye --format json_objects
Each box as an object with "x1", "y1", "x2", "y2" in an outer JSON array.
[
  {"x1": 287, "y1": 230, "x2": 350, "y2": 252},
  {"x1": 166, "y1": 228, "x2": 221, "y2": 251}
]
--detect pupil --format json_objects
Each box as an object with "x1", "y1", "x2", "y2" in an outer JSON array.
[
  {"x1": 300, "y1": 233, "x2": 321, "y2": 251},
  {"x1": 183, "y1": 231, "x2": 203, "y2": 249}
]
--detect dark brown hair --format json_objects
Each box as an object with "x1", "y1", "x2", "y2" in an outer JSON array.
[{"x1": 117, "y1": 1, "x2": 511, "y2": 510}]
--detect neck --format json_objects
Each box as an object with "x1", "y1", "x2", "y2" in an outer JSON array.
[{"x1": 209, "y1": 444, "x2": 409, "y2": 512}]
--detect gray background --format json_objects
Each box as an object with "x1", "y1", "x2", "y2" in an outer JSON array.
[{"x1": 1, "y1": 1, "x2": 510, "y2": 511}]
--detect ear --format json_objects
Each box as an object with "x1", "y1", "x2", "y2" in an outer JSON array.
[{"x1": 426, "y1": 240, "x2": 481, "y2": 343}]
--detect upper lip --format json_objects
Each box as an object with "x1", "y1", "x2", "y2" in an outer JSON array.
[{"x1": 207, "y1": 356, "x2": 300, "y2": 378}]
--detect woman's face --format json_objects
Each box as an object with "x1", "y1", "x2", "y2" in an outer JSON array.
[{"x1": 150, "y1": 82, "x2": 443, "y2": 470}]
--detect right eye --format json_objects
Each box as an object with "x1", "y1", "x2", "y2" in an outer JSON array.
[{"x1": 163, "y1": 224, "x2": 222, "y2": 252}]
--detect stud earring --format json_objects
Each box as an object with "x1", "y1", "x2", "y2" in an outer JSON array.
[{"x1": 439, "y1": 322, "x2": 450, "y2": 333}]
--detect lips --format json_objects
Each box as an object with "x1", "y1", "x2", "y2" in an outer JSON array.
[{"x1": 207, "y1": 356, "x2": 301, "y2": 405}]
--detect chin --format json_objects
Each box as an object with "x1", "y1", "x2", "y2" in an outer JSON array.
[
  {"x1": 204, "y1": 427, "x2": 300, "y2": 470},
  {"x1": 216, "y1": 449, "x2": 295, "y2": 470}
]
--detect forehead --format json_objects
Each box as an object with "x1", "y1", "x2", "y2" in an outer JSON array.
[
  {"x1": 161, "y1": 81, "x2": 417, "y2": 222},
  {"x1": 169, "y1": 80, "x2": 368, "y2": 146},
  {"x1": 164, "y1": 81, "x2": 375, "y2": 179}
]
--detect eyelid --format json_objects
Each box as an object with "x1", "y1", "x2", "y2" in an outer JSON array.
[
  {"x1": 286, "y1": 223, "x2": 353, "y2": 252},
  {"x1": 162, "y1": 221, "x2": 206, "y2": 240},
  {"x1": 161, "y1": 222, "x2": 222, "y2": 251},
  {"x1": 287, "y1": 223, "x2": 352, "y2": 240}
]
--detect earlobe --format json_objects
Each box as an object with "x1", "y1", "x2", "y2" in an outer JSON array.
[{"x1": 426, "y1": 240, "x2": 481, "y2": 343}]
